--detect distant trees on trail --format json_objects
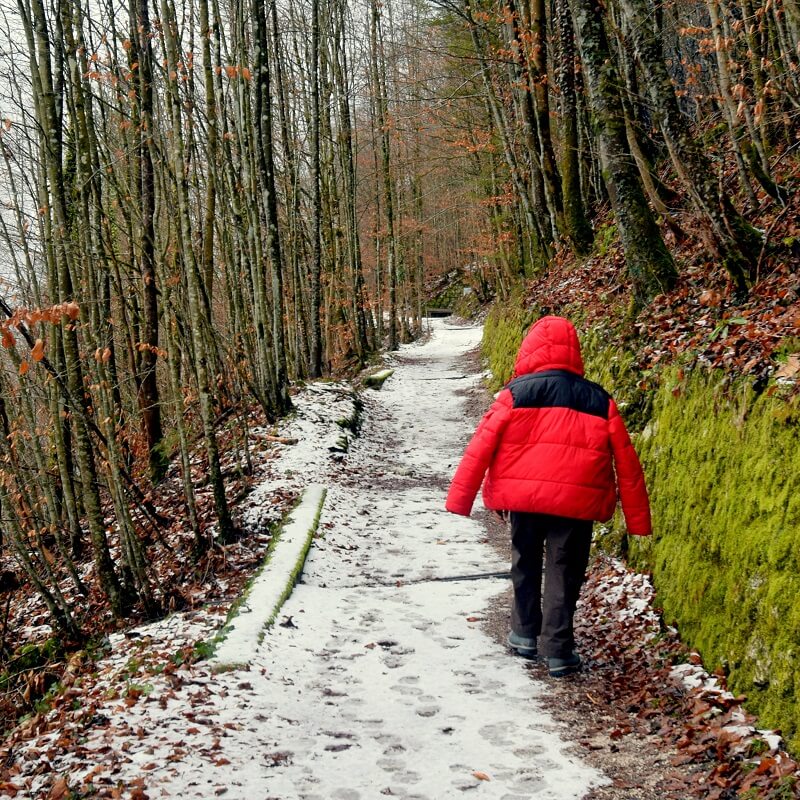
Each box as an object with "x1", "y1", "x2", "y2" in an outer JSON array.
[{"x1": 0, "y1": 0, "x2": 797, "y2": 636}]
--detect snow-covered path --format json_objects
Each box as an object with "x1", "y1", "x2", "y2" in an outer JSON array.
[
  {"x1": 25, "y1": 321, "x2": 607, "y2": 798},
  {"x1": 167, "y1": 320, "x2": 603, "y2": 799}
]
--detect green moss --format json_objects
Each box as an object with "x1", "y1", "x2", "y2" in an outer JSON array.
[
  {"x1": 364, "y1": 369, "x2": 394, "y2": 390},
  {"x1": 428, "y1": 272, "x2": 466, "y2": 310},
  {"x1": 579, "y1": 325, "x2": 650, "y2": 432},
  {"x1": 209, "y1": 486, "x2": 327, "y2": 671},
  {"x1": 482, "y1": 296, "x2": 800, "y2": 754},
  {"x1": 594, "y1": 221, "x2": 618, "y2": 257},
  {"x1": 628, "y1": 367, "x2": 800, "y2": 752},
  {"x1": 482, "y1": 299, "x2": 537, "y2": 391},
  {"x1": 333, "y1": 390, "x2": 363, "y2": 451}
]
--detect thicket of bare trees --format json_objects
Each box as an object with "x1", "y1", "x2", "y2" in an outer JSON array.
[
  {"x1": 432, "y1": 0, "x2": 796, "y2": 301},
  {"x1": 0, "y1": 0, "x2": 457, "y2": 636},
  {"x1": 0, "y1": 0, "x2": 797, "y2": 637}
]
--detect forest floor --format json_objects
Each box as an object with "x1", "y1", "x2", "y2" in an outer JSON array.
[{"x1": 1, "y1": 319, "x2": 798, "y2": 799}]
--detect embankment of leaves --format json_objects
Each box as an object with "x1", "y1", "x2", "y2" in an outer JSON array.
[
  {"x1": 517, "y1": 148, "x2": 799, "y2": 389},
  {"x1": 574, "y1": 557, "x2": 799, "y2": 799}
]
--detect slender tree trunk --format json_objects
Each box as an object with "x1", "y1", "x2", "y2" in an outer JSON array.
[
  {"x1": 465, "y1": 1, "x2": 549, "y2": 270},
  {"x1": 619, "y1": 0, "x2": 762, "y2": 293},
  {"x1": 308, "y1": 0, "x2": 325, "y2": 375},
  {"x1": 371, "y1": 0, "x2": 398, "y2": 350},
  {"x1": 568, "y1": 0, "x2": 677, "y2": 302},
  {"x1": 556, "y1": 0, "x2": 593, "y2": 255},
  {"x1": 133, "y1": 0, "x2": 166, "y2": 481}
]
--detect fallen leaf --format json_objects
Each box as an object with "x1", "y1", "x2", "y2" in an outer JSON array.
[
  {"x1": 774, "y1": 354, "x2": 800, "y2": 379},
  {"x1": 49, "y1": 777, "x2": 68, "y2": 799},
  {"x1": 754, "y1": 756, "x2": 777, "y2": 775},
  {"x1": 472, "y1": 771, "x2": 491, "y2": 781}
]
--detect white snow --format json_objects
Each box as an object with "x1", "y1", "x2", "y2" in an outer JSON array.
[
  {"x1": 17, "y1": 319, "x2": 607, "y2": 799},
  {"x1": 670, "y1": 661, "x2": 717, "y2": 691}
]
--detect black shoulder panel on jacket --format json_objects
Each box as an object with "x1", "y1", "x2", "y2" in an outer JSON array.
[{"x1": 507, "y1": 370, "x2": 610, "y2": 418}]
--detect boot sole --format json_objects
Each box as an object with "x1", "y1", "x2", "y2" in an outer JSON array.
[{"x1": 548, "y1": 663, "x2": 581, "y2": 678}]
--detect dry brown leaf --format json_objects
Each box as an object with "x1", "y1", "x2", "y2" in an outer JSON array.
[
  {"x1": 48, "y1": 777, "x2": 68, "y2": 799},
  {"x1": 31, "y1": 339, "x2": 44, "y2": 361},
  {"x1": 773, "y1": 354, "x2": 800, "y2": 379}
]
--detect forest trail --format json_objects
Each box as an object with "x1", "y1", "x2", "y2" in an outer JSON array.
[{"x1": 21, "y1": 320, "x2": 607, "y2": 798}]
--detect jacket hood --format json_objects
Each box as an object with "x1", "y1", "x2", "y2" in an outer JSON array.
[{"x1": 513, "y1": 316, "x2": 584, "y2": 377}]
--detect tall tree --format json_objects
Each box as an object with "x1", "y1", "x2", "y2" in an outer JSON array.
[{"x1": 568, "y1": 0, "x2": 677, "y2": 302}]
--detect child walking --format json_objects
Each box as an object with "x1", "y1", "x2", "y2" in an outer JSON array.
[{"x1": 445, "y1": 316, "x2": 651, "y2": 677}]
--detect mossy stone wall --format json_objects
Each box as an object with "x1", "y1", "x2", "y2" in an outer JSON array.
[
  {"x1": 630, "y1": 369, "x2": 800, "y2": 752},
  {"x1": 482, "y1": 302, "x2": 800, "y2": 753},
  {"x1": 482, "y1": 301, "x2": 537, "y2": 391}
]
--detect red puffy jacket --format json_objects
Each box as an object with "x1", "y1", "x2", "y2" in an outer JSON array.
[{"x1": 445, "y1": 316, "x2": 652, "y2": 535}]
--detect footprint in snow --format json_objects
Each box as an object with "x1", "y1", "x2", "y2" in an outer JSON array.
[
  {"x1": 390, "y1": 683, "x2": 422, "y2": 696},
  {"x1": 376, "y1": 756, "x2": 406, "y2": 773}
]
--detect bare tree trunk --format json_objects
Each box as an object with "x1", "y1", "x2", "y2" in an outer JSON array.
[
  {"x1": 556, "y1": 0, "x2": 593, "y2": 255},
  {"x1": 568, "y1": 0, "x2": 677, "y2": 303},
  {"x1": 132, "y1": 0, "x2": 166, "y2": 481},
  {"x1": 371, "y1": 0, "x2": 398, "y2": 350},
  {"x1": 619, "y1": 0, "x2": 762, "y2": 293},
  {"x1": 308, "y1": 0, "x2": 325, "y2": 375}
]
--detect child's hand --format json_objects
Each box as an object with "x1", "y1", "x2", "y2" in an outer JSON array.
[{"x1": 493, "y1": 510, "x2": 509, "y2": 524}]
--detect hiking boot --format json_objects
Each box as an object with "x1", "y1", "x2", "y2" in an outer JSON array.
[
  {"x1": 547, "y1": 652, "x2": 581, "y2": 677},
  {"x1": 507, "y1": 631, "x2": 537, "y2": 659}
]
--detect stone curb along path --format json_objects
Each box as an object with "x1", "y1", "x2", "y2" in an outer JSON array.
[{"x1": 212, "y1": 485, "x2": 328, "y2": 670}]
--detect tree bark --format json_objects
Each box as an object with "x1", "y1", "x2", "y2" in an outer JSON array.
[
  {"x1": 618, "y1": 0, "x2": 762, "y2": 293},
  {"x1": 568, "y1": 0, "x2": 677, "y2": 303},
  {"x1": 556, "y1": 0, "x2": 593, "y2": 255}
]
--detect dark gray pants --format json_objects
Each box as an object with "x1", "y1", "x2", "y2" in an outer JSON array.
[{"x1": 509, "y1": 512, "x2": 593, "y2": 658}]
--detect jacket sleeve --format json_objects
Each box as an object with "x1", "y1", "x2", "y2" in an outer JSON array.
[
  {"x1": 445, "y1": 389, "x2": 513, "y2": 516},
  {"x1": 608, "y1": 398, "x2": 652, "y2": 535}
]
